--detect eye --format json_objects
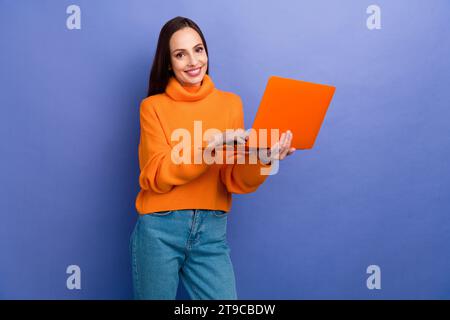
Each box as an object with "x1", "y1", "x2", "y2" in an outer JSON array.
[
  {"x1": 196, "y1": 47, "x2": 204, "y2": 53},
  {"x1": 175, "y1": 52, "x2": 184, "y2": 58}
]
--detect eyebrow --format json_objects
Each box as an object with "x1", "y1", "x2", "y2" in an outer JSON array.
[{"x1": 171, "y1": 43, "x2": 203, "y2": 54}]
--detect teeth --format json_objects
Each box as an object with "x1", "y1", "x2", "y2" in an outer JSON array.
[{"x1": 186, "y1": 67, "x2": 200, "y2": 73}]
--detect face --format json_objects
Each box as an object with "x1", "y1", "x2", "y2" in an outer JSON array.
[{"x1": 169, "y1": 27, "x2": 208, "y2": 87}]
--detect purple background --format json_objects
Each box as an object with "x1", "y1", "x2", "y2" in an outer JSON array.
[{"x1": 1, "y1": 0, "x2": 449, "y2": 299}]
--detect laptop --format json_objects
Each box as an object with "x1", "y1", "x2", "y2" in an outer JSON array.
[{"x1": 203, "y1": 75, "x2": 336, "y2": 152}]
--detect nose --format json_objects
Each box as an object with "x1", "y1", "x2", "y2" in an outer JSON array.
[{"x1": 188, "y1": 53, "x2": 198, "y2": 67}]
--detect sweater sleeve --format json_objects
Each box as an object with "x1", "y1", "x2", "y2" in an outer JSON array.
[
  {"x1": 219, "y1": 96, "x2": 272, "y2": 194},
  {"x1": 138, "y1": 100, "x2": 210, "y2": 193}
]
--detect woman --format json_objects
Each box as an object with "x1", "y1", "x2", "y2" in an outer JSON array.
[{"x1": 130, "y1": 16, "x2": 295, "y2": 300}]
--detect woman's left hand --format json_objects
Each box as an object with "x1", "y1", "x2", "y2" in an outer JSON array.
[
  {"x1": 267, "y1": 130, "x2": 296, "y2": 162},
  {"x1": 230, "y1": 130, "x2": 296, "y2": 164}
]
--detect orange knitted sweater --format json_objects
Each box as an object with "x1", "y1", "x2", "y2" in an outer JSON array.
[{"x1": 135, "y1": 74, "x2": 272, "y2": 214}]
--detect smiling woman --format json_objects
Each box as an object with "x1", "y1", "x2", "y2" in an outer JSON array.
[{"x1": 131, "y1": 16, "x2": 293, "y2": 301}]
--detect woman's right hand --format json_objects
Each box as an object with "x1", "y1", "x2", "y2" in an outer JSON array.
[{"x1": 206, "y1": 129, "x2": 251, "y2": 149}]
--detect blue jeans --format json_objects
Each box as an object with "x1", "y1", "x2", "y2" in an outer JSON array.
[{"x1": 130, "y1": 209, "x2": 237, "y2": 300}]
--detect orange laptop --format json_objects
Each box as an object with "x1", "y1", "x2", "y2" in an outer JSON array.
[{"x1": 203, "y1": 75, "x2": 336, "y2": 151}]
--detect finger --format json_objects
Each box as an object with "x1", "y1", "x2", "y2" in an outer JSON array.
[
  {"x1": 270, "y1": 142, "x2": 281, "y2": 160},
  {"x1": 235, "y1": 128, "x2": 247, "y2": 139},
  {"x1": 285, "y1": 130, "x2": 292, "y2": 146},
  {"x1": 282, "y1": 130, "x2": 290, "y2": 144},
  {"x1": 281, "y1": 132, "x2": 293, "y2": 158},
  {"x1": 285, "y1": 131, "x2": 292, "y2": 149},
  {"x1": 279, "y1": 132, "x2": 286, "y2": 147},
  {"x1": 237, "y1": 136, "x2": 247, "y2": 144},
  {"x1": 278, "y1": 132, "x2": 289, "y2": 156},
  {"x1": 279, "y1": 146, "x2": 289, "y2": 159},
  {"x1": 234, "y1": 130, "x2": 249, "y2": 142},
  {"x1": 286, "y1": 131, "x2": 293, "y2": 145}
]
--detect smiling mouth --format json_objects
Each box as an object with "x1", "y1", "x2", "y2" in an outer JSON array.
[
  {"x1": 186, "y1": 67, "x2": 201, "y2": 71},
  {"x1": 185, "y1": 66, "x2": 203, "y2": 76}
]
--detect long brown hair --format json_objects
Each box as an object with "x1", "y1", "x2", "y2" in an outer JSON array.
[{"x1": 147, "y1": 16, "x2": 210, "y2": 97}]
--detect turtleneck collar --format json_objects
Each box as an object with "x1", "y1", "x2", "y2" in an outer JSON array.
[{"x1": 165, "y1": 74, "x2": 215, "y2": 102}]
